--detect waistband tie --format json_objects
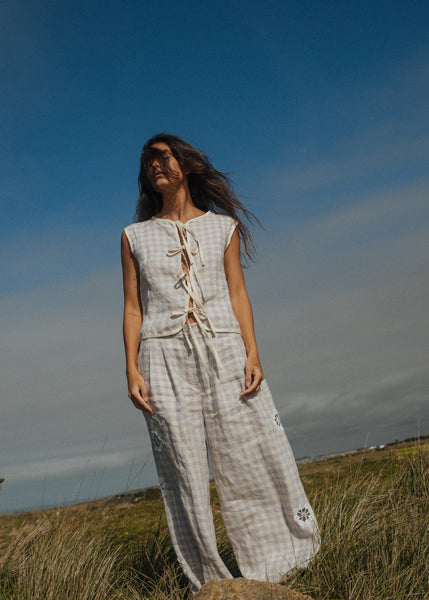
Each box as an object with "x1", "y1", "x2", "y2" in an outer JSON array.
[{"x1": 170, "y1": 307, "x2": 222, "y2": 375}]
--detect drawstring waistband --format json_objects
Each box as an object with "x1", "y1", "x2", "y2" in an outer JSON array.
[{"x1": 179, "y1": 319, "x2": 223, "y2": 376}]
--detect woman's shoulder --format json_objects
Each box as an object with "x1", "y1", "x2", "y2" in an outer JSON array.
[
  {"x1": 204, "y1": 211, "x2": 237, "y2": 227},
  {"x1": 123, "y1": 219, "x2": 158, "y2": 251},
  {"x1": 124, "y1": 218, "x2": 155, "y2": 228},
  {"x1": 202, "y1": 212, "x2": 238, "y2": 250},
  {"x1": 123, "y1": 219, "x2": 156, "y2": 235}
]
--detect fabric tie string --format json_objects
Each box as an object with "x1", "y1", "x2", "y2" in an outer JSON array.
[
  {"x1": 170, "y1": 307, "x2": 222, "y2": 375},
  {"x1": 167, "y1": 222, "x2": 222, "y2": 375},
  {"x1": 173, "y1": 222, "x2": 206, "y2": 267},
  {"x1": 166, "y1": 223, "x2": 206, "y2": 301},
  {"x1": 166, "y1": 244, "x2": 199, "y2": 258}
]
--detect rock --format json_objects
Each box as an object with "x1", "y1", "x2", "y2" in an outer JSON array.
[{"x1": 193, "y1": 578, "x2": 314, "y2": 600}]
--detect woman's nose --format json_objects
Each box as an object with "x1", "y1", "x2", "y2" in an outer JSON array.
[{"x1": 151, "y1": 157, "x2": 159, "y2": 169}]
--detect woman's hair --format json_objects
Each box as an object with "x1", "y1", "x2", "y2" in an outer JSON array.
[{"x1": 136, "y1": 133, "x2": 259, "y2": 262}]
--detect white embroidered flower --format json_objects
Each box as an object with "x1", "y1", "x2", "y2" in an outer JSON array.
[
  {"x1": 293, "y1": 503, "x2": 314, "y2": 524},
  {"x1": 152, "y1": 430, "x2": 163, "y2": 452},
  {"x1": 272, "y1": 410, "x2": 284, "y2": 431}
]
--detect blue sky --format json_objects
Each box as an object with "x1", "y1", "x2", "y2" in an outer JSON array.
[{"x1": 1, "y1": 0, "x2": 429, "y2": 513}]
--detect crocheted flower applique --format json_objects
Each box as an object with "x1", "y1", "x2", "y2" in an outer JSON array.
[
  {"x1": 152, "y1": 430, "x2": 163, "y2": 452},
  {"x1": 272, "y1": 410, "x2": 284, "y2": 431},
  {"x1": 293, "y1": 503, "x2": 314, "y2": 524}
]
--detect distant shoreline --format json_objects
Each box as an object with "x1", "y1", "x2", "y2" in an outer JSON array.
[{"x1": 297, "y1": 434, "x2": 429, "y2": 464}]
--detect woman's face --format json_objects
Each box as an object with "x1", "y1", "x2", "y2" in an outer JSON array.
[{"x1": 147, "y1": 142, "x2": 187, "y2": 193}]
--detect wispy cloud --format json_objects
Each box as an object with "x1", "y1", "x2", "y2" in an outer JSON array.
[
  {"x1": 5, "y1": 448, "x2": 146, "y2": 483},
  {"x1": 248, "y1": 175, "x2": 429, "y2": 456},
  {"x1": 272, "y1": 137, "x2": 429, "y2": 199}
]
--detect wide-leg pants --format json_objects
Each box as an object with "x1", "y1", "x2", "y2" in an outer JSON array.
[{"x1": 139, "y1": 325, "x2": 320, "y2": 592}]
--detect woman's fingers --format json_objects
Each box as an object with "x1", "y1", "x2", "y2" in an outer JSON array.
[
  {"x1": 131, "y1": 396, "x2": 153, "y2": 414},
  {"x1": 240, "y1": 377, "x2": 262, "y2": 397},
  {"x1": 131, "y1": 394, "x2": 153, "y2": 414},
  {"x1": 129, "y1": 385, "x2": 154, "y2": 414},
  {"x1": 240, "y1": 363, "x2": 264, "y2": 397},
  {"x1": 127, "y1": 371, "x2": 154, "y2": 414},
  {"x1": 244, "y1": 366, "x2": 252, "y2": 389}
]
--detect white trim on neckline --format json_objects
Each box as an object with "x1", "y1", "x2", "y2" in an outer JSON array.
[{"x1": 151, "y1": 210, "x2": 211, "y2": 225}]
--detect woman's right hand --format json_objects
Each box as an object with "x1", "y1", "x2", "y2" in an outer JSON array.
[{"x1": 127, "y1": 370, "x2": 153, "y2": 414}]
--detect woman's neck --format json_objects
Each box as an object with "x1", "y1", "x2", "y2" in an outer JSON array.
[{"x1": 157, "y1": 185, "x2": 203, "y2": 222}]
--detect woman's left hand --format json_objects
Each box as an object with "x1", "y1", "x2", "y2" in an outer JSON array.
[{"x1": 240, "y1": 355, "x2": 264, "y2": 397}]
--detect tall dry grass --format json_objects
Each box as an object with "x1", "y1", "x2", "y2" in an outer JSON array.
[
  {"x1": 0, "y1": 513, "x2": 190, "y2": 600},
  {"x1": 0, "y1": 516, "x2": 129, "y2": 600},
  {"x1": 0, "y1": 448, "x2": 427, "y2": 599},
  {"x1": 290, "y1": 449, "x2": 429, "y2": 599}
]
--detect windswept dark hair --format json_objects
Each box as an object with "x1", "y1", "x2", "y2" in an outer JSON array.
[{"x1": 136, "y1": 133, "x2": 259, "y2": 262}]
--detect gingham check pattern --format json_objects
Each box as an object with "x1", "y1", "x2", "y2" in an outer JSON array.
[
  {"x1": 124, "y1": 211, "x2": 242, "y2": 341},
  {"x1": 139, "y1": 327, "x2": 320, "y2": 593}
]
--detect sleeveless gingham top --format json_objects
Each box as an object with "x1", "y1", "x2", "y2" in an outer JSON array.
[{"x1": 124, "y1": 211, "x2": 241, "y2": 369}]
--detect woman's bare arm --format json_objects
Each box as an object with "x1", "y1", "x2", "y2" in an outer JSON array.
[
  {"x1": 224, "y1": 227, "x2": 264, "y2": 396},
  {"x1": 121, "y1": 231, "x2": 153, "y2": 413}
]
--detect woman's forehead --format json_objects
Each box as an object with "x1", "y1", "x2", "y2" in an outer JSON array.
[{"x1": 150, "y1": 142, "x2": 171, "y2": 152}]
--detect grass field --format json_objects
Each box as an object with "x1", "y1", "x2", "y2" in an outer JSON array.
[{"x1": 0, "y1": 440, "x2": 428, "y2": 599}]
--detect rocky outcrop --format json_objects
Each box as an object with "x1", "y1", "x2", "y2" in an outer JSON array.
[{"x1": 193, "y1": 578, "x2": 314, "y2": 600}]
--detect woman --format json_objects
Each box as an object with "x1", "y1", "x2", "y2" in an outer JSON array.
[{"x1": 121, "y1": 133, "x2": 320, "y2": 593}]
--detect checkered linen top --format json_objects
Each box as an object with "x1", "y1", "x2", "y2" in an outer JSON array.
[{"x1": 124, "y1": 211, "x2": 241, "y2": 342}]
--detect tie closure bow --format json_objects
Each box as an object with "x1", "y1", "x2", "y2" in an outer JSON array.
[{"x1": 165, "y1": 221, "x2": 221, "y2": 374}]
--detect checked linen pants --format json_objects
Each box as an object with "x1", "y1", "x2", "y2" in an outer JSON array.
[{"x1": 139, "y1": 324, "x2": 320, "y2": 593}]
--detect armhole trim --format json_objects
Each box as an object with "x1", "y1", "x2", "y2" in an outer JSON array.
[
  {"x1": 123, "y1": 227, "x2": 135, "y2": 255},
  {"x1": 225, "y1": 218, "x2": 239, "y2": 252}
]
